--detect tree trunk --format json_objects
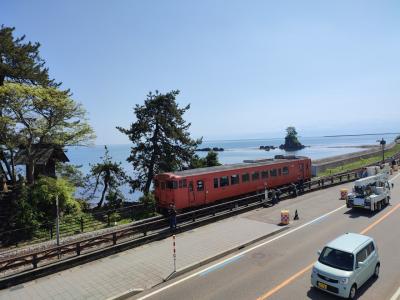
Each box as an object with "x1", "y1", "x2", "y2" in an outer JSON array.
[
  {"x1": 0, "y1": 150, "x2": 13, "y2": 181},
  {"x1": 27, "y1": 160, "x2": 35, "y2": 185},
  {"x1": 0, "y1": 160, "x2": 6, "y2": 176},
  {"x1": 97, "y1": 180, "x2": 108, "y2": 208},
  {"x1": 143, "y1": 124, "x2": 160, "y2": 194},
  {"x1": 10, "y1": 149, "x2": 16, "y2": 184}
]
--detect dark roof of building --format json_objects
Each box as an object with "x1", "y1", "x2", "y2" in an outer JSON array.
[
  {"x1": 15, "y1": 145, "x2": 69, "y2": 165},
  {"x1": 164, "y1": 156, "x2": 308, "y2": 177}
]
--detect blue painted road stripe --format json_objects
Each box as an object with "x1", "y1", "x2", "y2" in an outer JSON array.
[{"x1": 199, "y1": 255, "x2": 243, "y2": 277}]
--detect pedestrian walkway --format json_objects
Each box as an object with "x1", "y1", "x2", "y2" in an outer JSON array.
[{"x1": 0, "y1": 216, "x2": 282, "y2": 300}]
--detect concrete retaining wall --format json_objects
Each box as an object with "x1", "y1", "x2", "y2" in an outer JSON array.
[{"x1": 312, "y1": 142, "x2": 398, "y2": 176}]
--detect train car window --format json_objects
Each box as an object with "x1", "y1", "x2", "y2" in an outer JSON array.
[
  {"x1": 183, "y1": 179, "x2": 187, "y2": 188},
  {"x1": 242, "y1": 173, "x2": 250, "y2": 182},
  {"x1": 270, "y1": 169, "x2": 277, "y2": 177},
  {"x1": 161, "y1": 182, "x2": 166, "y2": 190},
  {"x1": 231, "y1": 174, "x2": 239, "y2": 185},
  {"x1": 278, "y1": 169, "x2": 282, "y2": 176},
  {"x1": 179, "y1": 180, "x2": 183, "y2": 188},
  {"x1": 220, "y1": 176, "x2": 229, "y2": 187},
  {"x1": 261, "y1": 171, "x2": 268, "y2": 179},
  {"x1": 252, "y1": 172, "x2": 260, "y2": 181},
  {"x1": 282, "y1": 166, "x2": 289, "y2": 175},
  {"x1": 197, "y1": 180, "x2": 204, "y2": 191},
  {"x1": 188, "y1": 182, "x2": 193, "y2": 192},
  {"x1": 214, "y1": 178, "x2": 218, "y2": 188},
  {"x1": 167, "y1": 181, "x2": 178, "y2": 189},
  {"x1": 154, "y1": 180, "x2": 159, "y2": 188}
]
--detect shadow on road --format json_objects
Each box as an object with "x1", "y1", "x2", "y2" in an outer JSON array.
[
  {"x1": 344, "y1": 208, "x2": 378, "y2": 219},
  {"x1": 307, "y1": 276, "x2": 378, "y2": 299}
]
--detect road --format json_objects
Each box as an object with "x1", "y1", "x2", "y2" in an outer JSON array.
[{"x1": 133, "y1": 173, "x2": 400, "y2": 300}]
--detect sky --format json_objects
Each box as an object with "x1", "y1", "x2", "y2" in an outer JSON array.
[{"x1": 2, "y1": 0, "x2": 400, "y2": 144}]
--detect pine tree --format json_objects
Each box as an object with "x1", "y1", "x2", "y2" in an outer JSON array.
[
  {"x1": 117, "y1": 90, "x2": 201, "y2": 194},
  {"x1": 0, "y1": 25, "x2": 59, "y2": 181},
  {"x1": 86, "y1": 146, "x2": 128, "y2": 208},
  {"x1": 0, "y1": 83, "x2": 95, "y2": 184},
  {"x1": 0, "y1": 25, "x2": 56, "y2": 86}
]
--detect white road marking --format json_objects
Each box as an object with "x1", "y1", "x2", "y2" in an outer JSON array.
[
  {"x1": 390, "y1": 172, "x2": 400, "y2": 182},
  {"x1": 390, "y1": 286, "x2": 400, "y2": 300},
  {"x1": 136, "y1": 204, "x2": 346, "y2": 300}
]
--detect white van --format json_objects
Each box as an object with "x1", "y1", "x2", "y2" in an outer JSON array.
[{"x1": 311, "y1": 233, "x2": 380, "y2": 299}]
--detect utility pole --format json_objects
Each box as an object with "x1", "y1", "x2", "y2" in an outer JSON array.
[
  {"x1": 379, "y1": 138, "x2": 386, "y2": 164},
  {"x1": 173, "y1": 235, "x2": 176, "y2": 273},
  {"x1": 56, "y1": 195, "x2": 60, "y2": 246}
]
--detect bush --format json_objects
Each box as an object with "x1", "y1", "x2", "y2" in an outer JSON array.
[
  {"x1": 31, "y1": 176, "x2": 82, "y2": 223},
  {"x1": 105, "y1": 189, "x2": 124, "y2": 209},
  {"x1": 0, "y1": 185, "x2": 40, "y2": 245},
  {"x1": 137, "y1": 193, "x2": 157, "y2": 218}
]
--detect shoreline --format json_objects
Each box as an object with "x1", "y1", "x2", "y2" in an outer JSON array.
[
  {"x1": 326, "y1": 144, "x2": 379, "y2": 149},
  {"x1": 324, "y1": 133, "x2": 399, "y2": 138}
]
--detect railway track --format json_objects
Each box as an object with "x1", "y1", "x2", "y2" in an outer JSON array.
[{"x1": 1, "y1": 156, "x2": 399, "y2": 289}]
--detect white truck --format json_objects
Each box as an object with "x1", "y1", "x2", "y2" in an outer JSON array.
[{"x1": 347, "y1": 166, "x2": 392, "y2": 211}]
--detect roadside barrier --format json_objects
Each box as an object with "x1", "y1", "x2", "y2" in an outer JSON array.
[
  {"x1": 280, "y1": 210, "x2": 290, "y2": 225},
  {"x1": 340, "y1": 189, "x2": 348, "y2": 200}
]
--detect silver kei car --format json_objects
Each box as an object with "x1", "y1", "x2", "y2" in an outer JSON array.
[{"x1": 311, "y1": 233, "x2": 380, "y2": 299}]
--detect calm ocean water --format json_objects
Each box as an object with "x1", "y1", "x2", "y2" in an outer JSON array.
[{"x1": 65, "y1": 134, "x2": 398, "y2": 203}]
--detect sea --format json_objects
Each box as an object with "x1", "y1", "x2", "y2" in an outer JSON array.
[{"x1": 65, "y1": 133, "x2": 399, "y2": 203}]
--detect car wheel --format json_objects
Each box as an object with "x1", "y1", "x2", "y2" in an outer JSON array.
[
  {"x1": 374, "y1": 263, "x2": 380, "y2": 278},
  {"x1": 349, "y1": 284, "x2": 357, "y2": 299}
]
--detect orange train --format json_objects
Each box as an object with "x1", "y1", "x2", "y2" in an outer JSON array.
[{"x1": 154, "y1": 155, "x2": 312, "y2": 212}]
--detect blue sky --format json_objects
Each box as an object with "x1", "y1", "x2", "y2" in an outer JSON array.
[{"x1": 2, "y1": 0, "x2": 400, "y2": 144}]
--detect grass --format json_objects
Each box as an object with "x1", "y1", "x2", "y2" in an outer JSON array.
[
  {"x1": 3, "y1": 209, "x2": 158, "y2": 249},
  {"x1": 318, "y1": 143, "x2": 400, "y2": 177}
]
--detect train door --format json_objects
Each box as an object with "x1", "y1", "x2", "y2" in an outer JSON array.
[
  {"x1": 299, "y1": 163, "x2": 305, "y2": 181},
  {"x1": 195, "y1": 179, "x2": 206, "y2": 205},
  {"x1": 188, "y1": 181, "x2": 196, "y2": 207}
]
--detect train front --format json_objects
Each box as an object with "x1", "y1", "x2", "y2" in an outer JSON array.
[{"x1": 154, "y1": 173, "x2": 185, "y2": 214}]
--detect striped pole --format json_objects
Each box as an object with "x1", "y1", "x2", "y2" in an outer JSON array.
[{"x1": 173, "y1": 235, "x2": 176, "y2": 273}]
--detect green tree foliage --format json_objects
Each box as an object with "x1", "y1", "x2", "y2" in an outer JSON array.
[
  {"x1": 190, "y1": 151, "x2": 221, "y2": 168},
  {"x1": 0, "y1": 25, "x2": 58, "y2": 181},
  {"x1": 117, "y1": 90, "x2": 201, "y2": 194},
  {"x1": 0, "y1": 83, "x2": 95, "y2": 183},
  {"x1": 1, "y1": 185, "x2": 39, "y2": 244},
  {"x1": 86, "y1": 146, "x2": 128, "y2": 208},
  {"x1": 137, "y1": 193, "x2": 156, "y2": 218},
  {"x1": 56, "y1": 162, "x2": 86, "y2": 188},
  {"x1": 0, "y1": 25, "x2": 55, "y2": 86},
  {"x1": 31, "y1": 176, "x2": 81, "y2": 223},
  {"x1": 204, "y1": 151, "x2": 221, "y2": 167},
  {"x1": 286, "y1": 126, "x2": 298, "y2": 139},
  {"x1": 280, "y1": 126, "x2": 305, "y2": 151}
]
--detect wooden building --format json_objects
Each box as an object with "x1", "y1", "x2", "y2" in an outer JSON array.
[{"x1": 15, "y1": 145, "x2": 69, "y2": 179}]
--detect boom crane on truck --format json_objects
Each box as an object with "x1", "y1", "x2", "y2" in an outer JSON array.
[{"x1": 347, "y1": 165, "x2": 392, "y2": 211}]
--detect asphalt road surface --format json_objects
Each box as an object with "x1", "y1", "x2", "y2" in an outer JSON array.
[{"x1": 133, "y1": 172, "x2": 400, "y2": 300}]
